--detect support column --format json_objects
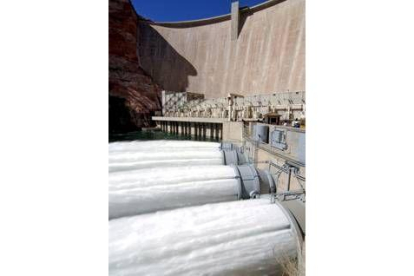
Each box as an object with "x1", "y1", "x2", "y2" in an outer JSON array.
[
  {"x1": 218, "y1": 124, "x2": 222, "y2": 140},
  {"x1": 178, "y1": 122, "x2": 182, "y2": 134},
  {"x1": 206, "y1": 123, "x2": 212, "y2": 139}
]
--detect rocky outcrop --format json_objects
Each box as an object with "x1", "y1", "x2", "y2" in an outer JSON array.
[{"x1": 109, "y1": 0, "x2": 161, "y2": 132}]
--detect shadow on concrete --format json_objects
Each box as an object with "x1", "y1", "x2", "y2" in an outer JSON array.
[
  {"x1": 238, "y1": 0, "x2": 287, "y2": 37},
  {"x1": 238, "y1": 7, "x2": 251, "y2": 38},
  {"x1": 138, "y1": 22, "x2": 197, "y2": 92}
]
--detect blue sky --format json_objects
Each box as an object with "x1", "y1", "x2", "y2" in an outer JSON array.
[{"x1": 131, "y1": 0, "x2": 267, "y2": 22}]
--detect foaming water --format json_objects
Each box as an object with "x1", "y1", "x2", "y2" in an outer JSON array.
[
  {"x1": 108, "y1": 141, "x2": 224, "y2": 172},
  {"x1": 109, "y1": 140, "x2": 221, "y2": 153},
  {"x1": 109, "y1": 158, "x2": 224, "y2": 172},
  {"x1": 109, "y1": 165, "x2": 236, "y2": 188},
  {"x1": 108, "y1": 150, "x2": 223, "y2": 164},
  {"x1": 109, "y1": 199, "x2": 297, "y2": 276},
  {"x1": 109, "y1": 166, "x2": 239, "y2": 219}
]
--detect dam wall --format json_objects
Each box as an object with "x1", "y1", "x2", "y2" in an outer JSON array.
[{"x1": 138, "y1": 0, "x2": 305, "y2": 99}]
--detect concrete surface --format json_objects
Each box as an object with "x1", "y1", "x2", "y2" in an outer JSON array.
[
  {"x1": 138, "y1": 0, "x2": 305, "y2": 98},
  {"x1": 222, "y1": 122, "x2": 244, "y2": 143}
]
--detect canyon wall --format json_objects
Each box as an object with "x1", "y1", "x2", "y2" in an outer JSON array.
[
  {"x1": 138, "y1": 0, "x2": 305, "y2": 99},
  {"x1": 109, "y1": 0, "x2": 161, "y2": 132}
]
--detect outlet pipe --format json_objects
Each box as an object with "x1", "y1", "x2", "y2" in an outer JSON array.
[
  {"x1": 109, "y1": 142, "x2": 245, "y2": 172},
  {"x1": 109, "y1": 164, "x2": 275, "y2": 219},
  {"x1": 109, "y1": 199, "x2": 301, "y2": 276}
]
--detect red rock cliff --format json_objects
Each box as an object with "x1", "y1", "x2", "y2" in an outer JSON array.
[{"x1": 109, "y1": 0, "x2": 161, "y2": 131}]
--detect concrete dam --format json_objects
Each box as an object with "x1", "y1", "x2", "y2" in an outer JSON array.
[
  {"x1": 109, "y1": 0, "x2": 305, "y2": 129},
  {"x1": 108, "y1": 0, "x2": 306, "y2": 275},
  {"x1": 138, "y1": 0, "x2": 305, "y2": 98}
]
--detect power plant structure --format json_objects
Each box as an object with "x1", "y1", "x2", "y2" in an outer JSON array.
[{"x1": 109, "y1": 0, "x2": 305, "y2": 274}]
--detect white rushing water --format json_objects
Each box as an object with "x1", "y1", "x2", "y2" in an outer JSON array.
[
  {"x1": 108, "y1": 141, "x2": 225, "y2": 172},
  {"x1": 109, "y1": 199, "x2": 297, "y2": 276},
  {"x1": 109, "y1": 158, "x2": 224, "y2": 172},
  {"x1": 109, "y1": 150, "x2": 223, "y2": 164},
  {"x1": 109, "y1": 165, "x2": 237, "y2": 188},
  {"x1": 109, "y1": 140, "x2": 221, "y2": 153},
  {"x1": 109, "y1": 166, "x2": 239, "y2": 219}
]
